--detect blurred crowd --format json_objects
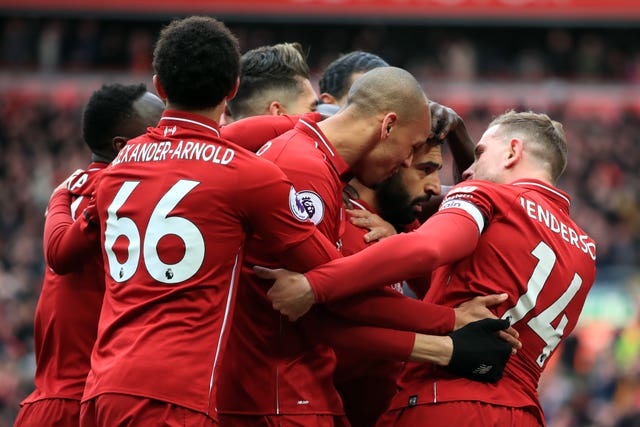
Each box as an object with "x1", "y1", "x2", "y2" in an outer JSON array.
[
  {"x1": 2, "y1": 17, "x2": 640, "y2": 82},
  {"x1": 0, "y1": 15, "x2": 639, "y2": 427}
]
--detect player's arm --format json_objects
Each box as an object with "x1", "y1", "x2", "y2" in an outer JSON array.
[
  {"x1": 308, "y1": 211, "x2": 479, "y2": 302},
  {"x1": 221, "y1": 112, "x2": 322, "y2": 152},
  {"x1": 243, "y1": 160, "x2": 339, "y2": 270},
  {"x1": 44, "y1": 189, "x2": 99, "y2": 274},
  {"x1": 418, "y1": 101, "x2": 474, "y2": 220},
  {"x1": 325, "y1": 285, "x2": 511, "y2": 334},
  {"x1": 326, "y1": 287, "x2": 455, "y2": 335},
  {"x1": 302, "y1": 307, "x2": 516, "y2": 383},
  {"x1": 277, "y1": 228, "x2": 341, "y2": 271},
  {"x1": 256, "y1": 210, "x2": 480, "y2": 320},
  {"x1": 428, "y1": 101, "x2": 474, "y2": 183},
  {"x1": 301, "y1": 306, "x2": 416, "y2": 361}
]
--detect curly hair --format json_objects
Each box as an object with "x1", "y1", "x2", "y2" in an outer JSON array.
[
  {"x1": 152, "y1": 16, "x2": 240, "y2": 110},
  {"x1": 228, "y1": 42, "x2": 310, "y2": 119},
  {"x1": 82, "y1": 83, "x2": 147, "y2": 155},
  {"x1": 319, "y1": 51, "x2": 389, "y2": 100}
]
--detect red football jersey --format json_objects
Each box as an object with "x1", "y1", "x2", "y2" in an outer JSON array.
[
  {"x1": 335, "y1": 196, "x2": 404, "y2": 370},
  {"x1": 20, "y1": 163, "x2": 106, "y2": 405},
  {"x1": 220, "y1": 113, "x2": 321, "y2": 153},
  {"x1": 335, "y1": 196, "x2": 404, "y2": 427},
  {"x1": 387, "y1": 179, "x2": 596, "y2": 424},
  {"x1": 81, "y1": 110, "x2": 337, "y2": 420},
  {"x1": 217, "y1": 117, "x2": 349, "y2": 416},
  {"x1": 218, "y1": 116, "x2": 456, "y2": 416}
]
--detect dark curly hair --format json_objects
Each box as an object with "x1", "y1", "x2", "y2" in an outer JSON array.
[
  {"x1": 82, "y1": 83, "x2": 147, "y2": 155},
  {"x1": 319, "y1": 51, "x2": 388, "y2": 100},
  {"x1": 152, "y1": 16, "x2": 240, "y2": 110}
]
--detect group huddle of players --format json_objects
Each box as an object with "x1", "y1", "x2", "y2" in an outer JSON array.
[{"x1": 15, "y1": 15, "x2": 595, "y2": 427}]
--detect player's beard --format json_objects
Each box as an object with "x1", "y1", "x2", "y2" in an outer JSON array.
[{"x1": 375, "y1": 172, "x2": 429, "y2": 229}]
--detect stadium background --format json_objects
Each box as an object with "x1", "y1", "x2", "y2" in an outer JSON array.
[{"x1": 0, "y1": 1, "x2": 638, "y2": 425}]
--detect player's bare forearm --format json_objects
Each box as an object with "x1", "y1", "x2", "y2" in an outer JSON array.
[{"x1": 409, "y1": 334, "x2": 453, "y2": 366}]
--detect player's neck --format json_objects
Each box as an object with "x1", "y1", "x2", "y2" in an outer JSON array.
[
  {"x1": 165, "y1": 102, "x2": 225, "y2": 127},
  {"x1": 317, "y1": 111, "x2": 377, "y2": 167},
  {"x1": 506, "y1": 167, "x2": 554, "y2": 187},
  {"x1": 348, "y1": 179, "x2": 378, "y2": 211},
  {"x1": 91, "y1": 152, "x2": 114, "y2": 164}
]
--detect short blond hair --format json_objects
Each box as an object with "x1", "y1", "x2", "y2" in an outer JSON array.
[{"x1": 490, "y1": 110, "x2": 568, "y2": 182}]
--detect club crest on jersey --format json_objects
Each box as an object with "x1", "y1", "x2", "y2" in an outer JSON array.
[
  {"x1": 289, "y1": 187, "x2": 310, "y2": 221},
  {"x1": 296, "y1": 190, "x2": 325, "y2": 225}
]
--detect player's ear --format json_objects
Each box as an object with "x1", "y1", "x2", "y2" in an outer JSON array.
[
  {"x1": 380, "y1": 112, "x2": 397, "y2": 141},
  {"x1": 505, "y1": 138, "x2": 523, "y2": 168},
  {"x1": 226, "y1": 78, "x2": 240, "y2": 101},
  {"x1": 152, "y1": 75, "x2": 167, "y2": 104},
  {"x1": 319, "y1": 93, "x2": 338, "y2": 105},
  {"x1": 268, "y1": 101, "x2": 285, "y2": 116},
  {"x1": 112, "y1": 136, "x2": 128, "y2": 154}
]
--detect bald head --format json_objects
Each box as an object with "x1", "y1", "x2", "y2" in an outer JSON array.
[
  {"x1": 345, "y1": 67, "x2": 428, "y2": 121},
  {"x1": 327, "y1": 66, "x2": 431, "y2": 188}
]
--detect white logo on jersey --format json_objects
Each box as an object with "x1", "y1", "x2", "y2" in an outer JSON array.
[
  {"x1": 289, "y1": 187, "x2": 310, "y2": 221},
  {"x1": 445, "y1": 185, "x2": 478, "y2": 196},
  {"x1": 164, "y1": 125, "x2": 177, "y2": 136},
  {"x1": 295, "y1": 190, "x2": 325, "y2": 225},
  {"x1": 256, "y1": 141, "x2": 272, "y2": 157}
]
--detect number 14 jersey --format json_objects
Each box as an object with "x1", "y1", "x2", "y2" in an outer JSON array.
[{"x1": 389, "y1": 179, "x2": 596, "y2": 425}]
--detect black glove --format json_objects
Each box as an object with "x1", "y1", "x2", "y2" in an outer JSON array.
[{"x1": 447, "y1": 318, "x2": 513, "y2": 383}]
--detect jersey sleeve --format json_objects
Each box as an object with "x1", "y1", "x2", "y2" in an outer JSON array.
[
  {"x1": 239, "y1": 158, "x2": 337, "y2": 264},
  {"x1": 277, "y1": 228, "x2": 341, "y2": 272},
  {"x1": 44, "y1": 189, "x2": 100, "y2": 274},
  {"x1": 306, "y1": 210, "x2": 481, "y2": 303},
  {"x1": 306, "y1": 181, "x2": 499, "y2": 302},
  {"x1": 327, "y1": 287, "x2": 455, "y2": 335},
  {"x1": 221, "y1": 113, "x2": 322, "y2": 152},
  {"x1": 300, "y1": 307, "x2": 415, "y2": 361}
]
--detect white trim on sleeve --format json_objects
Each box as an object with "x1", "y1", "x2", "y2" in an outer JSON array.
[{"x1": 439, "y1": 199, "x2": 486, "y2": 234}]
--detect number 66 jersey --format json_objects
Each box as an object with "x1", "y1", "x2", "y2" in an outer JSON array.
[
  {"x1": 389, "y1": 179, "x2": 596, "y2": 425},
  {"x1": 82, "y1": 111, "x2": 338, "y2": 420}
]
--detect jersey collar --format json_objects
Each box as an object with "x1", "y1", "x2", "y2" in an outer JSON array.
[
  {"x1": 511, "y1": 179, "x2": 571, "y2": 211},
  {"x1": 159, "y1": 110, "x2": 221, "y2": 138},
  {"x1": 295, "y1": 117, "x2": 351, "y2": 181}
]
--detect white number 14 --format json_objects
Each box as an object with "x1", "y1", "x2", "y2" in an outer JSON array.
[{"x1": 502, "y1": 241, "x2": 583, "y2": 368}]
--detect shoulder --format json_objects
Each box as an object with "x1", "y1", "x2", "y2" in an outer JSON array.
[
  {"x1": 67, "y1": 165, "x2": 106, "y2": 197},
  {"x1": 439, "y1": 180, "x2": 518, "y2": 227},
  {"x1": 443, "y1": 180, "x2": 520, "y2": 208}
]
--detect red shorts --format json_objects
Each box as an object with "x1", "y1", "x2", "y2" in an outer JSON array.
[
  {"x1": 14, "y1": 398, "x2": 80, "y2": 427},
  {"x1": 376, "y1": 401, "x2": 543, "y2": 427},
  {"x1": 218, "y1": 414, "x2": 351, "y2": 427},
  {"x1": 79, "y1": 394, "x2": 217, "y2": 427}
]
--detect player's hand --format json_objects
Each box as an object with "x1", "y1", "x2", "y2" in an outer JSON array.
[
  {"x1": 453, "y1": 293, "x2": 507, "y2": 329},
  {"x1": 49, "y1": 169, "x2": 84, "y2": 200},
  {"x1": 82, "y1": 194, "x2": 100, "y2": 230},
  {"x1": 447, "y1": 318, "x2": 514, "y2": 383},
  {"x1": 346, "y1": 209, "x2": 397, "y2": 243},
  {"x1": 454, "y1": 294, "x2": 521, "y2": 353},
  {"x1": 428, "y1": 101, "x2": 461, "y2": 142},
  {"x1": 254, "y1": 266, "x2": 316, "y2": 321}
]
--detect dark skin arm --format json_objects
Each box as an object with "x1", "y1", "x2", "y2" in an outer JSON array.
[{"x1": 419, "y1": 101, "x2": 475, "y2": 221}]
